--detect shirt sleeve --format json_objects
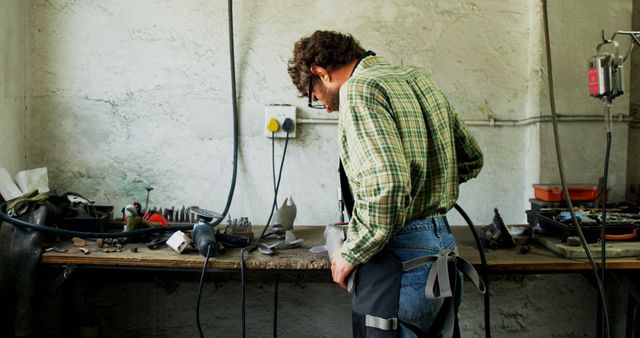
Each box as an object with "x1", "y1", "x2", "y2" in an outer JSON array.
[
  {"x1": 340, "y1": 102, "x2": 411, "y2": 265},
  {"x1": 450, "y1": 105, "x2": 483, "y2": 183}
]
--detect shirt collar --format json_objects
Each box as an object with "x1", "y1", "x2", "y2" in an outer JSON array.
[
  {"x1": 350, "y1": 51, "x2": 375, "y2": 76},
  {"x1": 351, "y1": 54, "x2": 387, "y2": 78}
]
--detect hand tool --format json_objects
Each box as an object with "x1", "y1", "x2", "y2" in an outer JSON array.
[
  {"x1": 147, "y1": 237, "x2": 168, "y2": 250},
  {"x1": 190, "y1": 207, "x2": 223, "y2": 257},
  {"x1": 144, "y1": 187, "x2": 154, "y2": 212}
]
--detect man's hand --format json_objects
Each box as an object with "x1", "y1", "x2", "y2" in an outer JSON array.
[{"x1": 331, "y1": 253, "x2": 356, "y2": 289}]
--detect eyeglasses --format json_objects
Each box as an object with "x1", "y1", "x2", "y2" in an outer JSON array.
[{"x1": 308, "y1": 78, "x2": 325, "y2": 109}]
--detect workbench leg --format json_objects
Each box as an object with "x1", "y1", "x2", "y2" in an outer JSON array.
[
  {"x1": 60, "y1": 269, "x2": 74, "y2": 338},
  {"x1": 596, "y1": 295, "x2": 604, "y2": 338},
  {"x1": 625, "y1": 294, "x2": 639, "y2": 338},
  {"x1": 273, "y1": 274, "x2": 279, "y2": 338}
]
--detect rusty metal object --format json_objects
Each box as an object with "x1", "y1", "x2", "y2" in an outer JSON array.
[
  {"x1": 72, "y1": 237, "x2": 86, "y2": 247},
  {"x1": 102, "y1": 245, "x2": 125, "y2": 253}
]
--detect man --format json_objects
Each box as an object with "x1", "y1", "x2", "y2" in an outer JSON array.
[{"x1": 288, "y1": 31, "x2": 483, "y2": 337}]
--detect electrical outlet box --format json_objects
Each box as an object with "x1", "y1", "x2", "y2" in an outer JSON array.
[{"x1": 264, "y1": 104, "x2": 296, "y2": 139}]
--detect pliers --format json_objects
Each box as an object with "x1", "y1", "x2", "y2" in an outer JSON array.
[{"x1": 147, "y1": 238, "x2": 168, "y2": 250}]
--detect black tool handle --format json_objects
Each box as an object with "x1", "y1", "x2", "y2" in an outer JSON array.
[
  {"x1": 217, "y1": 233, "x2": 250, "y2": 248},
  {"x1": 192, "y1": 223, "x2": 217, "y2": 257}
]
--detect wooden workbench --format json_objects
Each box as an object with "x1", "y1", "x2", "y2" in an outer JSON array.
[{"x1": 40, "y1": 226, "x2": 640, "y2": 273}]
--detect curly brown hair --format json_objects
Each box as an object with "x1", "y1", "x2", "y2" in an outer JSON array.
[{"x1": 287, "y1": 30, "x2": 366, "y2": 97}]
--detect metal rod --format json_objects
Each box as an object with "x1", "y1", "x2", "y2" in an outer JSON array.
[
  {"x1": 298, "y1": 115, "x2": 635, "y2": 127},
  {"x1": 144, "y1": 187, "x2": 153, "y2": 213}
]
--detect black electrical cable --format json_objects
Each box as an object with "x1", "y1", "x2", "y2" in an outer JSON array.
[
  {"x1": 454, "y1": 204, "x2": 491, "y2": 338},
  {"x1": 258, "y1": 132, "x2": 291, "y2": 243},
  {"x1": 542, "y1": 1, "x2": 609, "y2": 336},
  {"x1": 600, "y1": 129, "x2": 612, "y2": 334},
  {"x1": 241, "y1": 131, "x2": 291, "y2": 338},
  {"x1": 196, "y1": 244, "x2": 212, "y2": 338},
  {"x1": 196, "y1": 1, "x2": 240, "y2": 337},
  {"x1": 213, "y1": 0, "x2": 240, "y2": 228},
  {"x1": 0, "y1": 208, "x2": 197, "y2": 238}
]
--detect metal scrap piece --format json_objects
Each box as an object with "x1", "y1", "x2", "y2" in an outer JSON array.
[
  {"x1": 45, "y1": 246, "x2": 67, "y2": 253},
  {"x1": 78, "y1": 247, "x2": 90, "y2": 255}
]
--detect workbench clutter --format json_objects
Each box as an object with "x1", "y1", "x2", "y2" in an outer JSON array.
[
  {"x1": 0, "y1": 166, "x2": 50, "y2": 201},
  {"x1": 527, "y1": 183, "x2": 640, "y2": 258},
  {"x1": 0, "y1": 169, "x2": 310, "y2": 337},
  {"x1": 0, "y1": 167, "x2": 114, "y2": 233}
]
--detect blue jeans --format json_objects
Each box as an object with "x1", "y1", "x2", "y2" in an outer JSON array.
[{"x1": 389, "y1": 216, "x2": 463, "y2": 338}]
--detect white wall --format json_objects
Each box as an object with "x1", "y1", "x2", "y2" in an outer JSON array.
[
  {"x1": 25, "y1": 0, "x2": 635, "y2": 228},
  {"x1": 0, "y1": 0, "x2": 27, "y2": 178},
  {"x1": 628, "y1": 0, "x2": 640, "y2": 197}
]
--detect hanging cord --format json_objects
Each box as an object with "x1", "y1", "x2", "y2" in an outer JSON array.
[
  {"x1": 213, "y1": 0, "x2": 240, "y2": 228},
  {"x1": 454, "y1": 204, "x2": 491, "y2": 338},
  {"x1": 241, "y1": 131, "x2": 291, "y2": 338},
  {"x1": 542, "y1": 1, "x2": 609, "y2": 336},
  {"x1": 196, "y1": 244, "x2": 212, "y2": 338},
  {"x1": 257, "y1": 132, "x2": 291, "y2": 243},
  {"x1": 600, "y1": 125, "x2": 612, "y2": 334}
]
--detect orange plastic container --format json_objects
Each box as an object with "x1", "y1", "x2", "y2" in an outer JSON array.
[{"x1": 533, "y1": 184, "x2": 603, "y2": 202}]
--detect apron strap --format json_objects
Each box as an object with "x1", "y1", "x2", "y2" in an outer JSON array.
[
  {"x1": 365, "y1": 315, "x2": 398, "y2": 331},
  {"x1": 402, "y1": 251, "x2": 484, "y2": 338},
  {"x1": 401, "y1": 251, "x2": 486, "y2": 299}
]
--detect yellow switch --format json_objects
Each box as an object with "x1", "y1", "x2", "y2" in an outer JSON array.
[{"x1": 267, "y1": 118, "x2": 280, "y2": 133}]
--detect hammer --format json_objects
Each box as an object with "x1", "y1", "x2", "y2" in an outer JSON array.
[{"x1": 144, "y1": 187, "x2": 154, "y2": 213}]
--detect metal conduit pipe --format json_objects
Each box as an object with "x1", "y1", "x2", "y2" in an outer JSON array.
[
  {"x1": 298, "y1": 115, "x2": 635, "y2": 127},
  {"x1": 297, "y1": 118, "x2": 341, "y2": 124}
]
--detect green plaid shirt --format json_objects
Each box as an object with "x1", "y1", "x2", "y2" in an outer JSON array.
[{"x1": 338, "y1": 55, "x2": 483, "y2": 264}]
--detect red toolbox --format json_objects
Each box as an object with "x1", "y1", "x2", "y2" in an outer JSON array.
[{"x1": 533, "y1": 184, "x2": 605, "y2": 202}]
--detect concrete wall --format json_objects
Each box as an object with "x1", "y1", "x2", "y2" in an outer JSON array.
[
  {"x1": 12, "y1": 0, "x2": 580, "y2": 226},
  {"x1": 23, "y1": 0, "x2": 635, "y2": 226},
  {"x1": 13, "y1": 0, "x2": 638, "y2": 337},
  {"x1": 0, "y1": 0, "x2": 27, "y2": 177}
]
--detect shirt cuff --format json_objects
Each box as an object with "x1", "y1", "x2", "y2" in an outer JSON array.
[{"x1": 340, "y1": 243, "x2": 371, "y2": 265}]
